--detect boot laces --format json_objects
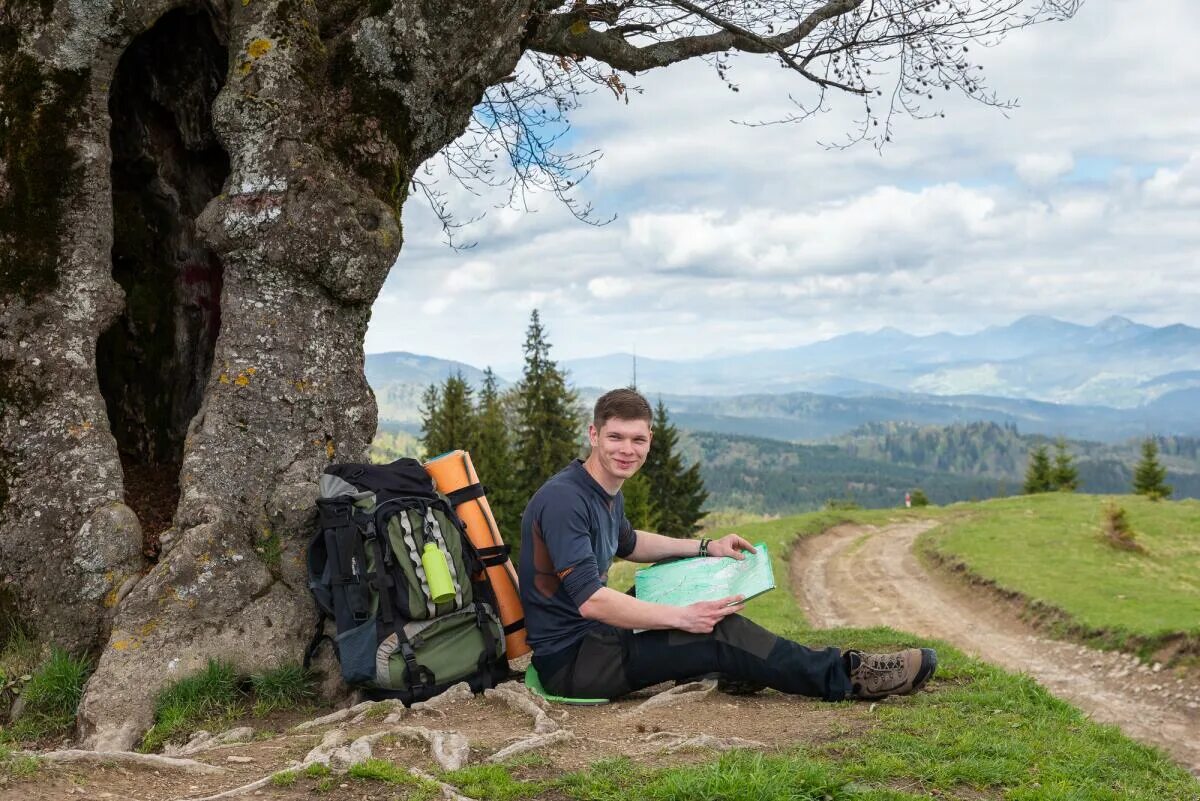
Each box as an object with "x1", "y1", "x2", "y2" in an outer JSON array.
[{"x1": 860, "y1": 653, "x2": 905, "y2": 676}]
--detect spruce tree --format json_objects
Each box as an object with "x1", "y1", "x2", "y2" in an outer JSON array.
[
  {"x1": 621, "y1": 472, "x2": 657, "y2": 531},
  {"x1": 672, "y1": 461, "x2": 709, "y2": 536},
  {"x1": 473, "y1": 368, "x2": 521, "y2": 546},
  {"x1": 421, "y1": 372, "x2": 476, "y2": 457},
  {"x1": 1133, "y1": 439, "x2": 1172, "y2": 501},
  {"x1": 1023, "y1": 444, "x2": 1053, "y2": 494},
  {"x1": 643, "y1": 400, "x2": 709, "y2": 537},
  {"x1": 419, "y1": 383, "x2": 442, "y2": 458},
  {"x1": 1051, "y1": 437, "x2": 1079, "y2": 492},
  {"x1": 438, "y1": 372, "x2": 477, "y2": 455},
  {"x1": 513, "y1": 310, "x2": 582, "y2": 506}
]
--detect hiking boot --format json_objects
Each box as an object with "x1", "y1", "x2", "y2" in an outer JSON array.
[{"x1": 845, "y1": 648, "x2": 937, "y2": 700}]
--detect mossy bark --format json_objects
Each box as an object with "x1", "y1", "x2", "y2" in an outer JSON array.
[
  {"x1": 1, "y1": 0, "x2": 533, "y2": 748},
  {"x1": 0, "y1": 2, "x2": 144, "y2": 653},
  {"x1": 70, "y1": 0, "x2": 532, "y2": 749}
]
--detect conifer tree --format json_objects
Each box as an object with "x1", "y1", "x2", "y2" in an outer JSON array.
[
  {"x1": 643, "y1": 400, "x2": 709, "y2": 537},
  {"x1": 473, "y1": 368, "x2": 521, "y2": 545},
  {"x1": 1133, "y1": 439, "x2": 1172, "y2": 501},
  {"x1": 1023, "y1": 444, "x2": 1053, "y2": 494},
  {"x1": 419, "y1": 383, "x2": 442, "y2": 458},
  {"x1": 1051, "y1": 437, "x2": 1079, "y2": 492},
  {"x1": 513, "y1": 310, "x2": 582, "y2": 506},
  {"x1": 421, "y1": 372, "x2": 476, "y2": 458},
  {"x1": 621, "y1": 472, "x2": 657, "y2": 531}
]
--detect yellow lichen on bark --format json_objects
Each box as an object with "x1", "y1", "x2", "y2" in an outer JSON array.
[{"x1": 247, "y1": 38, "x2": 273, "y2": 59}]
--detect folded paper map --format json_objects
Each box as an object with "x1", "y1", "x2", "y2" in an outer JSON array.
[{"x1": 634, "y1": 542, "x2": 774, "y2": 607}]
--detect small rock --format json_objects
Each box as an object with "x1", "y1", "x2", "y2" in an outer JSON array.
[
  {"x1": 217, "y1": 726, "x2": 255, "y2": 744},
  {"x1": 226, "y1": 755, "x2": 255, "y2": 763}
]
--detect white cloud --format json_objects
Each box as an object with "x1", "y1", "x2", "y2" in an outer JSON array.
[
  {"x1": 365, "y1": 3, "x2": 1200, "y2": 367},
  {"x1": 588, "y1": 276, "x2": 634, "y2": 299},
  {"x1": 1143, "y1": 154, "x2": 1200, "y2": 206},
  {"x1": 443, "y1": 260, "x2": 497, "y2": 294},
  {"x1": 1015, "y1": 153, "x2": 1075, "y2": 185}
]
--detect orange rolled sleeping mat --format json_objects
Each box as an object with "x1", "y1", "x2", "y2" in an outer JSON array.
[{"x1": 423, "y1": 450, "x2": 530, "y2": 659}]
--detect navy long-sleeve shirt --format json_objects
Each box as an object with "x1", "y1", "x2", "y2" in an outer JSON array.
[{"x1": 518, "y1": 460, "x2": 638, "y2": 656}]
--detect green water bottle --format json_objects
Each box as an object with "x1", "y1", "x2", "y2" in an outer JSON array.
[{"x1": 421, "y1": 543, "x2": 455, "y2": 604}]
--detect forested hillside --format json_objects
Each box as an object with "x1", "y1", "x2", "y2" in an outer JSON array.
[
  {"x1": 681, "y1": 431, "x2": 1002, "y2": 513},
  {"x1": 837, "y1": 422, "x2": 1200, "y2": 498}
]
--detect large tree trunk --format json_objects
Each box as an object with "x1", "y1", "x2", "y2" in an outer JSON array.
[{"x1": 2, "y1": 0, "x2": 529, "y2": 751}]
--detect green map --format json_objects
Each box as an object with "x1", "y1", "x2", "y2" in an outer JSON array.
[{"x1": 634, "y1": 543, "x2": 775, "y2": 607}]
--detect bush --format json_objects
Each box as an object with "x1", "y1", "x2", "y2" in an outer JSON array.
[
  {"x1": 909, "y1": 489, "x2": 930, "y2": 507},
  {"x1": 1101, "y1": 502, "x2": 1145, "y2": 553}
]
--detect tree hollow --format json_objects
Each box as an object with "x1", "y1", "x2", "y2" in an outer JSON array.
[{"x1": 97, "y1": 4, "x2": 230, "y2": 557}]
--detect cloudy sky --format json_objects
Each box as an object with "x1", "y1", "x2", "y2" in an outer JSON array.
[{"x1": 367, "y1": 2, "x2": 1200, "y2": 374}]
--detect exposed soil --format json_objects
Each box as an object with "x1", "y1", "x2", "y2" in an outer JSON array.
[
  {"x1": 792, "y1": 521, "x2": 1200, "y2": 777},
  {"x1": 2, "y1": 682, "x2": 878, "y2": 800}
]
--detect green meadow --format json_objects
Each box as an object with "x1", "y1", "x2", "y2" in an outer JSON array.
[
  {"x1": 920, "y1": 494, "x2": 1200, "y2": 657},
  {"x1": 439, "y1": 505, "x2": 1200, "y2": 800}
]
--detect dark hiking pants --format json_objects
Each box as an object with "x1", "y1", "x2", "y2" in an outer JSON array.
[{"x1": 531, "y1": 615, "x2": 851, "y2": 701}]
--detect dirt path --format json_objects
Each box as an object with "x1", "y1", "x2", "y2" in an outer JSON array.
[{"x1": 792, "y1": 521, "x2": 1200, "y2": 777}]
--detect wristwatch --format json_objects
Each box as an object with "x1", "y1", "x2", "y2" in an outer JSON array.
[{"x1": 698, "y1": 537, "x2": 711, "y2": 558}]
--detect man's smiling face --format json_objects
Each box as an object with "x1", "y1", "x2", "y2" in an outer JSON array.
[{"x1": 588, "y1": 416, "x2": 653, "y2": 486}]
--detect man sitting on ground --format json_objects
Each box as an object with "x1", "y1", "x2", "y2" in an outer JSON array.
[{"x1": 518, "y1": 388, "x2": 937, "y2": 702}]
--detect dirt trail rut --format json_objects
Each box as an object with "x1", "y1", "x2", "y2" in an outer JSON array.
[{"x1": 793, "y1": 521, "x2": 1200, "y2": 776}]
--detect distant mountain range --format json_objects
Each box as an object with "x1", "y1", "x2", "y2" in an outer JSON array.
[
  {"x1": 556, "y1": 316, "x2": 1200, "y2": 408},
  {"x1": 365, "y1": 315, "x2": 1200, "y2": 442}
]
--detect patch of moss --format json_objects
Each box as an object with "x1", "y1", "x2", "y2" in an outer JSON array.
[
  {"x1": 0, "y1": 53, "x2": 89, "y2": 301},
  {"x1": 326, "y1": 39, "x2": 411, "y2": 220},
  {"x1": 257, "y1": 526, "x2": 283, "y2": 570}
]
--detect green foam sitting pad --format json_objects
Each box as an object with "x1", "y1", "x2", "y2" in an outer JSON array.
[{"x1": 524, "y1": 664, "x2": 609, "y2": 705}]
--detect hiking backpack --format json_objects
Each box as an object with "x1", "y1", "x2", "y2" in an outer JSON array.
[{"x1": 304, "y1": 458, "x2": 509, "y2": 704}]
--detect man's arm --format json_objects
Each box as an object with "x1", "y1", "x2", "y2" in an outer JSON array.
[
  {"x1": 625, "y1": 530, "x2": 757, "y2": 564},
  {"x1": 578, "y1": 587, "x2": 744, "y2": 634}
]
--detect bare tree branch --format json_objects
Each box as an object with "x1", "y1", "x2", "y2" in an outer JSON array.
[
  {"x1": 419, "y1": 0, "x2": 1082, "y2": 236},
  {"x1": 526, "y1": 0, "x2": 865, "y2": 74}
]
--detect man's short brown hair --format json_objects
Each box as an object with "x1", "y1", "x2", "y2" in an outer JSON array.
[{"x1": 593, "y1": 387, "x2": 652, "y2": 430}]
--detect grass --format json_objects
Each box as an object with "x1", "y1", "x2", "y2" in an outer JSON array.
[
  {"x1": 436, "y1": 504, "x2": 1200, "y2": 800},
  {"x1": 250, "y1": 661, "x2": 315, "y2": 714},
  {"x1": 140, "y1": 659, "x2": 242, "y2": 753},
  {"x1": 442, "y1": 763, "x2": 548, "y2": 800},
  {"x1": 0, "y1": 743, "x2": 39, "y2": 782},
  {"x1": 270, "y1": 769, "x2": 297, "y2": 786},
  {"x1": 0, "y1": 646, "x2": 91, "y2": 744},
  {"x1": 140, "y1": 659, "x2": 315, "y2": 752},
  {"x1": 349, "y1": 758, "x2": 440, "y2": 799},
  {"x1": 0, "y1": 626, "x2": 43, "y2": 721},
  {"x1": 920, "y1": 494, "x2": 1200, "y2": 656}
]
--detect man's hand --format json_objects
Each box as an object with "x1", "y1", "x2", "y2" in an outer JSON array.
[
  {"x1": 707, "y1": 534, "x2": 756, "y2": 561},
  {"x1": 675, "y1": 595, "x2": 745, "y2": 633}
]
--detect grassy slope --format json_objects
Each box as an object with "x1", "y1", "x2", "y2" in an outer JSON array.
[
  {"x1": 920, "y1": 494, "x2": 1200, "y2": 655},
  {"x1": 443, "y1": 507, "x2": 1199, "y2": 800}
]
